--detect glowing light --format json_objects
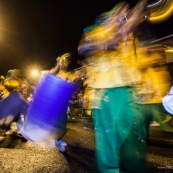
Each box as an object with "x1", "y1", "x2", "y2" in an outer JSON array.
[
  {"x1": 31, "y1": 70, "x2": 39, "y2": 77},
  {"x1": 149, "y1": 1, "x2": 173, "y2": 23}
]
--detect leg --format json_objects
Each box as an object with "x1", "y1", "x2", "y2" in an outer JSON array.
[{"x1": 93, "y1": 87, "x2": 134, "y2": 173}]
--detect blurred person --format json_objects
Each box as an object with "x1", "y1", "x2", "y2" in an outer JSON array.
[
  {"x1": 20, "y1": 79, "x2": 32, "y2": 100},
  {"x1": 0, "y1": 71, "x2": 29, "y2": 135},
  {"x1": 20, "y1": 54, "x2": 78, "y2": 151},
  {"x1": 50, "y1": 53, "x2": 77, "y2": 152},
  {"x1": 6, "y1": 69, "x2": 21, "y2": 80},
  {"x1": 67, "y1": 92, "x2": 78, "y2": 119},
  {"x1": 78, "y1": 1, "x2": 148, "y2": 172},
  {"x1": 50, "y1": 53, "x2": 75, "y2": 81},
  {"x1": 118, "y1": 33, "x2": 171, "y2": 172},
  {"x1": 68, "y1": 88, "x2": 84, "y2": 119},
  {"x1": 76, "y1": 89, "x2": 85, "y2": 116},
  {"x1": 4, "y1": 69, "x2": 31, "y2": 100},
  {"x1": 131, "y1": 22, "x2": 171, "y2": 131},
  {"x1": 3, "y1": 70, "x2": 22, "y2": 98}
]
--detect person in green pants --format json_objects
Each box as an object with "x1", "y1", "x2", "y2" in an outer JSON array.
[{"x1": 77, "y1": 1, "x2": 148, "y2": 172}]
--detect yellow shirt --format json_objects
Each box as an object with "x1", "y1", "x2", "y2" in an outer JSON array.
[{"x1": 84, "y1": 50, "x2": 141, "y2": 88}]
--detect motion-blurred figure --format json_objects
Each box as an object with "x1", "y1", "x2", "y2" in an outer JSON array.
[
  {"x1": 50, "y1": 53, "x2": 77, "y2": 152},
  {"x1": 0, "y1": 69, "x2": 29, "y2": 136},
  {"x1": 118, "y1": 32, "x2": 171, "y2": 172},
  {"x1": 78, "y1": 1, "x2": 148, "y2": 172}
]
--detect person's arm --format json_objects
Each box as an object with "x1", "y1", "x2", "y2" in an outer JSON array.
[
  {"x1": 50, "y1": 57, "x2": 61, "y2": 74},
  {"x1": 78, "y1": 32, "x2": 122, "y2": 56}
]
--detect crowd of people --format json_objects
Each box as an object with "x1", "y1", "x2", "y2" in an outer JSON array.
[
  {"x1": 0, "y1": 54, "x2": 90, "y2": 152},
  {"x1": 0, "y1": 0, "x2": 173, "y2": 172}
]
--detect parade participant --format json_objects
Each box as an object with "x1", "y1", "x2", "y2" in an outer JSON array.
[
  {"x1": 78, "y1": 1, "x2": 148, "y2": 172},
  {"x1": 3, "y1": 69, "x2": 22, "y2": 98},
  {"x1": 0, "y1": 70, "x2": 29, "y2": 135},
  {"x1": 4, "y1": 69, "x2": 31, "y2": 100},
  {"x1": 50, "y1": 53, "x2": 75, "y2": 81},
  {"x1": 50, "y1": 53, "x2": 76, "y2": 152},
  {"x1": 118, "y1": 32, "x2": 171, "y2": 172},
  {"x1": 19, "y1": 53, "x2": 78, "y2": 151}
]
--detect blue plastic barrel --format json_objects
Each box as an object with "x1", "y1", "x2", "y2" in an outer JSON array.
[{"x1": 21, "y1": 73, "x2": 77, "y2": 145}]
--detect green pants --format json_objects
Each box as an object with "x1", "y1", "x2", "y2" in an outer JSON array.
[
  {"x1": 120, "y1": 103, "x2": 167, "y2": 173},
  {"x1": 119, "y1": 103, "x2": 148, "y2": 173},
  {"x1": 92, "y1": 87, "x2": 135, "y2": 173}
]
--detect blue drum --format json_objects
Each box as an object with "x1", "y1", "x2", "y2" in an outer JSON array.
[
  {"x1": 21, "y1": 73, "x2": 77, "y2": 145},
  {"x1": 0, "y1": 91, "x2": 28, "y2": 128}
]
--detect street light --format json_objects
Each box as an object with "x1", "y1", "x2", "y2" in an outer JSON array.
[
  {"x1": 31, "y1": 69, "x2": 39, "y2": 77},
  {"x1": 27, "y1": 67, "x2": 41, "y2": 85}
]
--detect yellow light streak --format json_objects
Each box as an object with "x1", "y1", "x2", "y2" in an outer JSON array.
[{"x1": 149, "y1": 2, "x2": 173, "y2": 23}]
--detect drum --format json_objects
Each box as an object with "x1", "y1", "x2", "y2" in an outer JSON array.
[
  {"x1": 20, "y1": 73, "x2": 77, "y2": 145},
  {"x1": 0, "y1": 91, "x2": 28, "y2": 127}
]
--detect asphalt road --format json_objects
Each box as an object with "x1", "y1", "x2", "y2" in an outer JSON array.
[{"x1": 0, "y1": 117, "x2": 173, "y2": 173}]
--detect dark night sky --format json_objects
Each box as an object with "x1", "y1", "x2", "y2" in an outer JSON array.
[{"x1": 0, "y1": 0, "x2": 173, "y2": 76}]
